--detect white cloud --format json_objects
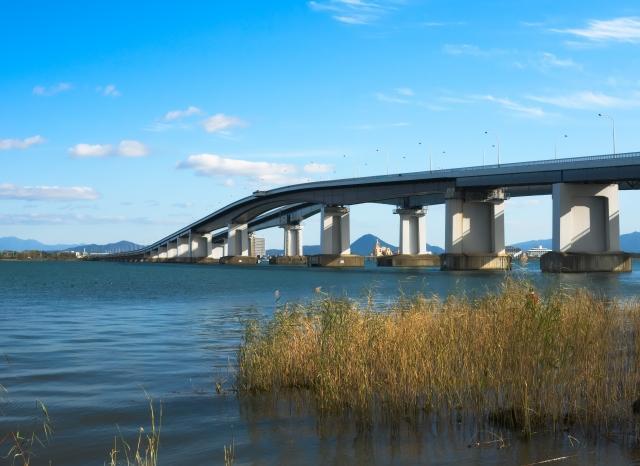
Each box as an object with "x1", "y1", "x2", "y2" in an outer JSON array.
[
  {"x1": 304, "y1": 162, "x2": 333, "y2": 173},
  {"x1": 395, "y1": 87, "x2": 414, "y2": 96},
  {"x1": 0, "y1": 183, "x2": 99, "y2": 201},
  {"x1": 118, "y1": 140, "x2": 148, "y2": 157},
  {"x1": 513, "y1": 52, "x2": 581, "y2": 72},
  {"x1": 68, "y1": 143, "x2": 113, "y2": 158},
  {"x1": 202, "y1": 113, "x2": 247, "y2": 134},
  {"x1": 0, "y1": 135, "x2": 45, "y2": 151},
  {"x1": 442, "y1": 44, "x2": 504, "y2": 57},
  {"x1": 539, "y1": 52, "x2": 577, "y2": 68},
  {"x1": 177, "y1": 154, "x2": 300, "y2": 186},
  {"x1": 97, "y1": 84, "x2": 121, "y2": 97},
  {"x1": 477, "y1": 95, "x2": 546, "y2": 117},
  {"x1": 32, "y1": 82, "x2": 73, "y2": 96},
  {"x1": 163, "y1": 105, "x2": 203, "y2": 122},
  {"x1": 555, "y1": 17, "x2": 640, "y2": 43},
  {"x1": 375, "y1": 92, "x2": 409, "y2": 104},
  {"x1": 527, "y1": 91, "x2": 640, "y2": 109},
  {"x1": 308, "y1": 0, "x2": 401, "y2": 25},
  {"x1": 421, "y1": 21, "x2": 466, "y2": 28},
  {"x1": 69, "y1": 140, "x2": 149, "y2": 158}
]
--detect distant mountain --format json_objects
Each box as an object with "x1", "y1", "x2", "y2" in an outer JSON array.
[
  {"x1": 621, "y1": 231, "x2": 640, "y2": 252},
  {"x1": 266, "y1": 234, "x2": 444, "y2": 256},
  {"x1": 0, "y1": 236, "x2": 78, "y2": 252},
  {"x1": 0, "y1": 237, "x2": 143, "y2": 253},
  {"x1": 511, "y1": 231, "x2": 640, "y2": 253},
  {"x1": 350, "y1": 234, "x2": 444, "y2": 255},
  {"x1": 64, "y1": 241, "x2": 143, "y2": 254},
  {"x1": 350, "y1": 234, "x2": 395, "y2": 255}
]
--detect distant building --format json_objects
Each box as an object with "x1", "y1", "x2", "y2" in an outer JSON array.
[
  {"x1": 372, "y1": 239, "x2": 394, "y2": 257},
  {"x1": 250, "y1": 235, "x2": 266, "y2": 258}
]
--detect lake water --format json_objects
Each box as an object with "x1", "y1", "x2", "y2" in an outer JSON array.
[{"x1": 2, "y1": 260, "x2": 640, "y2": 465}]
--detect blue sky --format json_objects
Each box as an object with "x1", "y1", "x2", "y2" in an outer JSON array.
[{"x1": 3, "y1": 1, "x2": 640, "y2": 248}]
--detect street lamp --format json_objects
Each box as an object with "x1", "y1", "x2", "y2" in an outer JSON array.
[
  {"x1": 376, "y1": 148, "x2": 389, "y2": 175},
  {"x1": 484, "y1": 130, "x2": 500, "y2": 165},
  {"x1": 419, "y1": 141, "x2": 427, "y2": 172},
  {"x1": 554, "y1": 134, "x2": 568, "y2": 160},
  {"x1": 597, "y1": 113, "x2": 616, "y2": 155}
]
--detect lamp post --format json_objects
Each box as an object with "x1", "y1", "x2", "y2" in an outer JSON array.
[
  {"x1": 418, "y1": 141, "x2": 430, "y2": 172},
  {"x1": 376, "y1": 148, "x2": 389, "y2": 175},
  {"x1": 554, "y1": 134, "x2": 568, "y2": 160},
  {"x1": 597, "y1": 113, "x2": 616, "y2": 155},
  {"x1": 484, "y1": 131, "x2": 500, "y2": 165}
]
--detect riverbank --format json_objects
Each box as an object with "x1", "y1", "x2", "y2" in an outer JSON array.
[{"x1": 239, "y1": 280, "x2": 640, "y2": 437}]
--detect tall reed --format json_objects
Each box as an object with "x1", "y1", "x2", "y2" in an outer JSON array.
[
  {"x1": 106, "y1": 396, "x2": 161, "y2": 466},
  {"x1": 238, "y1": 280, "x2": 640, "y2": 436}
]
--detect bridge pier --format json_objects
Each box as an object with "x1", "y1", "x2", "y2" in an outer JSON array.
[
  {"x1": 441, "y1": 189, "x2": 511, "y2": 271},
  {"x1": 190, "y1": 233, "x2": 208, "y2": 261},
  {"x1": 166, "y1": 239, "x2": 178, "y2": 262},
  {"x1": 270, "y1": 224, "x2": 307, "y2": 265},
  {"x1": 158, "y1": 244, "x2": 168, "y2": 261},
  {"x1": 378, "y1": 207, "x2": 439, "y2": 267},
  {"x1": 221, "y1": 223, "x2": 257, "y2": 265},
  {"x1": 541, "y1": 183, "x2": 631, "y2": 272},
  {"x1": 204, "y1": 236, "x2": 226, "y2": 263},
  {"x1": 176, "y1": 236, "x2": 190, "y2": 262},
  {"x1": 309, "y1": 205, "x2": 363, "y2": 267}
]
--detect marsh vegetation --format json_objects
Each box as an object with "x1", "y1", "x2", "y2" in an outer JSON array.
[{"x1": 238, "y1": 280, "x2": 640, "y2": 439}]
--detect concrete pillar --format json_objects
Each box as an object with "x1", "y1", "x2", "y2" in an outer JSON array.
[
  {"x1": 158, "y1": 245, "x2": 168, "y2": 260},
  {"x1": 227, "y1": 223, "x2": 249, "y2": 256},
  {"x1": 441, "y1": 189, "x2": 509, "y2": 270},
  {"x1": 177, "y1": 236, "x2": 190, "y2": 260},
  {"x1": 541, "y1": 183, "x2": 629, "y2": 272},
  {"x1": 190, "y1": 233, "x2": 208, "y2": 259},
  {"x1": 552, "y1": 183, "x2": 620, "y2": 253},
  {"x1": 444, "y1": 191, "x2": 505, "y2": 255},
  {"x1": 320, "y1": 206, "x2": 351, "y2": 255},
  {"x1": 150, "y1": 249, "x2": 159, "y2": 260},
  {"x1": 283, "y1": 224, "x2": 303, "y2": 256},
  {"x1": 209, "y1": 239, "x2": 227, "y2": 259},
  {"x1": 395, "y1": 208, "x2": 427, "y2": 255},
  {"x1": 166, "y1": 240, "x2": 178, "y2": 259}
]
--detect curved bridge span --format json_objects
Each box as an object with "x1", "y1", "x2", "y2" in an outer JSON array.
[{"x1": 105, "y1": 152, "x2": 640, "y2": 272}]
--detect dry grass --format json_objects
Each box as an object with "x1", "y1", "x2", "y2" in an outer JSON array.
[
  {"x1": 223, "y1": 439, "x2": 235, "y2": 466},
  {"x1": 1, "y1": 400, "x2": 53, "y2": 466},
  {"x1": 106, "y1": 396, "x2": 161, "y2": 466},
  {"x1": 238, "y1": 280, "x2": 640, "y2": 436}
]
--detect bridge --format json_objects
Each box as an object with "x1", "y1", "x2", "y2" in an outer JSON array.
[{"x1": 104, "y1": 151, "x2": 640, "y2": 272}]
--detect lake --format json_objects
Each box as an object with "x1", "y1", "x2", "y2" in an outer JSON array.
[{"x1": 1, "y1": 260, "x2": 640, "y2": 465}]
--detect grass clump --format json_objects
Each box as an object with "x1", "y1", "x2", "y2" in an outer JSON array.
[
  {"x1": 238, "y1": 280, "x2": 640, "y2": 436},
  {"x1": 106, "y1": 396, "x2": 161, "y2": 466}
]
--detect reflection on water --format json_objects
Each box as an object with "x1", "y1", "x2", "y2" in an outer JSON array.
[
  {"x1": 1, "y1": 260, "x2": 640, "y2": 464},
  {"x1": 237, "y1": 393, "x2": 640, "y2": 465}
]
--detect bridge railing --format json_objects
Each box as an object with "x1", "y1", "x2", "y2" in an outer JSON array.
[{"x1": 426, "y1": 151, "x2": 640, "y2": 175}]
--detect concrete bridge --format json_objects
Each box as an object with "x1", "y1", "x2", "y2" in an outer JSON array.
[{"x1": 105, "y1": 152, "x2": 640, "y2": 272}]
